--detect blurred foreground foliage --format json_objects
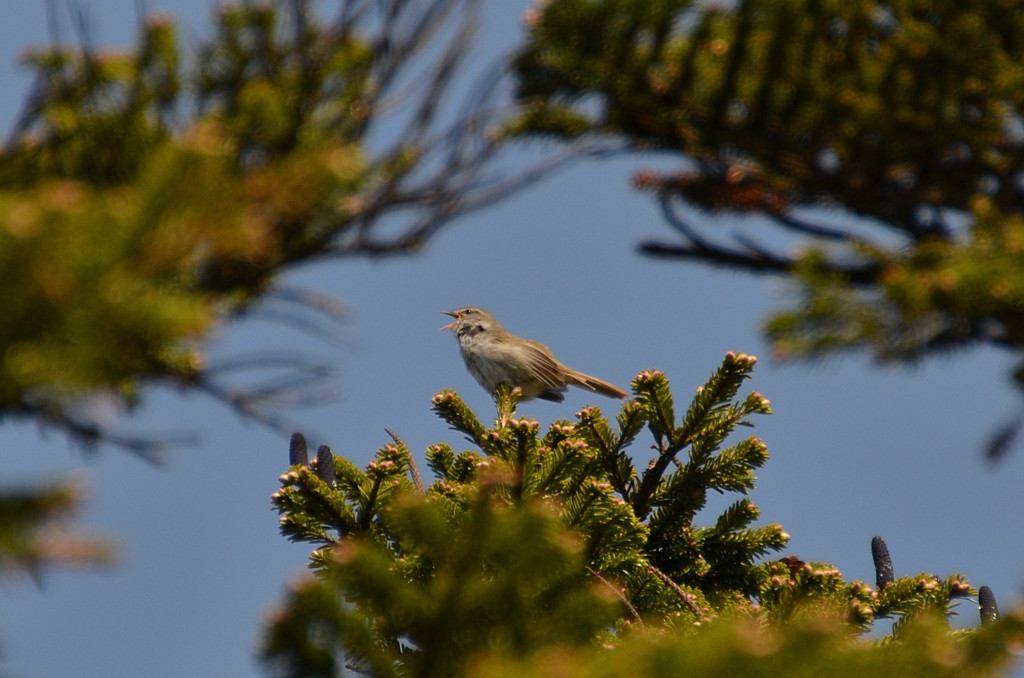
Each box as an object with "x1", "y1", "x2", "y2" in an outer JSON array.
[
  {"x1": 0, "y1": 0, "x2": 526, "y2": 455},
  {"x1": 0, "y1": 0, "x2": 520, "y2": 582},
  {"x1": 511, "y1": 0, "x2": 1024, "y2": 412},
  {"x1": 0, "y1": 477, "x2": 115, "y2": 580},
  {"x1": 264, "y1": 355, "x2": 1022, "y2": 678}
]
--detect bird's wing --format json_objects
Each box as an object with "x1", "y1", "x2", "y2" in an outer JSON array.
[{"x1": 516, "y1": 339, "x2": 566, "y2": 390}]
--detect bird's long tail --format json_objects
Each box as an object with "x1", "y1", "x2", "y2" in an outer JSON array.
[{"x1": 564, "y1": 368, "x2": 628, "y2": 399}]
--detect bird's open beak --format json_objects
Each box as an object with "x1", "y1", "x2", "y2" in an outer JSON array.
[{"x1": 439, "y1": 310, "x2": 459, "y2": 332}]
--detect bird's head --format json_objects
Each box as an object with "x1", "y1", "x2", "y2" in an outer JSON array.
[{"x1": 440, "y1": 307, "x2": 496, "y2": 336}]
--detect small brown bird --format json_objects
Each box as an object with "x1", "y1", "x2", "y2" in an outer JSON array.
[{"x1": 440, "y1": 306, "x2": 627, "y2": 402}]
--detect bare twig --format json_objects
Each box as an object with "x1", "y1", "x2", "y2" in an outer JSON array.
[
  {"x1": 649, "y1": 564, "x2": 705, "y2": 619},
  {"x1": 587, "y1": 566, "x2": 644, "y2": 627},
  {"x1": 385, "y1": 428, "x2": 422, "y2": 492}
]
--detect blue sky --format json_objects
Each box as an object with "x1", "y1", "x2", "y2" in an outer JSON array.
[{"x1": 1, "y1": 2, "x2": 1022, "y2": 677}]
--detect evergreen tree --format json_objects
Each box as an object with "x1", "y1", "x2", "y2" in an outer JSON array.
[{"x1": 264, "y1": 355, "x2": 1020, "y2": 677}]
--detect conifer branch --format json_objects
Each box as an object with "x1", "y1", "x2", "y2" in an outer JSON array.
[
  {"x1": 576, "y1": 405, "x2": 639, "y2": 498},
  {"x1": 494, "y1": 383, "x2": 521, "y2": 430},
  {"x1": 634, "y1": 438, "x2": 680, "y2": 519},
  {"x1": 431, "y1": 390, "x2": 489, "y2": 450},
  {"x1": 425, "y1": 444, "x2": 456, "y2": 482},
  {"x1": 631, "y1": 371, "x2": 686, "y2": 516}
]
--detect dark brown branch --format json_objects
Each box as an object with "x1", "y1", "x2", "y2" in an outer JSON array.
[
  {"x1": 658, "y1": 193, "x2": 714, "y2": 248},
  {"x1": 187, "y1": 351, "x2": 336, "y2": 438},
  {"x1": 324, "y1": 139, "x2": 628, "y2": 258},
  {"x1": 14, "y1": 403, "x2": 195, "y2": 463},
  {"x1": 640, "y1": 225, "x2": 882, "y2": 284},
  {"x1": 639, "y1": 239, "x2": 798, "y2": 274},
  {"x1": 633, "y1": 434, "x2": 689, "y2": 519},
  {"x1": 769, "y1": 213, "x2": 862, "y2": 242}
]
